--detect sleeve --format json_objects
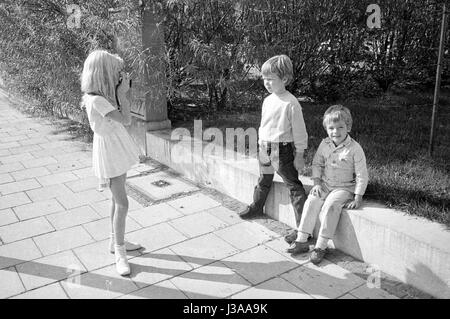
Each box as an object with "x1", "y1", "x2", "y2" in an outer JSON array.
[
  {"x1": 353, "y1": 144, "x2": 369, "y2": 196},
  {"x1": 92, "y1": 97, "x2": 116, "y2": 117},
  {"x1": 290, "y1": 102, "x2": 308, "y2": 152},
  {"x1": 312, "y1": 141, "x2": 326, "y2": 180}
]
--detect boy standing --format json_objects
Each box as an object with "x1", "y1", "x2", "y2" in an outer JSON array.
[
  {"x1": 285, "y1": 105, "x2": 369, "y2": 265},
  {"x1": 239, "y1": 55, "x2": 308, "y2": 221}
]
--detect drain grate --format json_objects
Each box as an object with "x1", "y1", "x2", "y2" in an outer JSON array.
[{"x1": 151, "y1": 180, "x2": 171, "y2": 188}]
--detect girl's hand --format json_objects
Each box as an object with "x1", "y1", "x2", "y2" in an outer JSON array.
[
  {"x1": 346, "y1": 195, "x2": 363, "y2": 210},
  {"x1": 117, "y1": 72, "x2": 131, "y2": 97},
  {"x1": 310, "y1": 185, "x2": 323, "y2": 198}
]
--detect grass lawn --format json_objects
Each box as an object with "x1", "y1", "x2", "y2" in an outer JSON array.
[{"x1": 171, "y1": 86, "x2": 450, "y2": 228}]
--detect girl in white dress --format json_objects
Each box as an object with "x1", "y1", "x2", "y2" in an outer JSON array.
[{"x1": 81, "y1": 50, "x2": 141, "y2": 276}]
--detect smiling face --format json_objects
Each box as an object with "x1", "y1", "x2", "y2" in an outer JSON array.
[
  {"x1": 262, "y1": 73, "x2": 287, "y2": 95},
  {"x1": 325, "y1": 119, "x2": 349, "y2": 146}
]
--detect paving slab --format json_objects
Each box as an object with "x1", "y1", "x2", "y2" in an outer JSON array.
[
  {"x1": 0, "y1": 149, "x2": 11, "y2": 157},
  {"x1": 45, "y1": 159, "x2": 89, "y2": 174},
  {"x1": 21, "y1": 156, "x2": 57, "y2": 169},
  {"x1": 0, "y1": 162, "x2": 26, "y2": 174},
  {"x1": 60, "y1": 264, "x2": 139, "y2": 299},
  {"x1": 46, "y1": 206, "x2": 101, "y2": 230},
  {"x1": 0, "y1": 267, "x2": 26, "y2": 299},
  {"x1": 11, "y1": 167, "x2": 51, "y2": 181},
  {"x1": 11, "y1": 282, "x2": 68, "y2": 299},
  {"x1": 0, "y1": 239, "x2": 43, "y2": 269},
  {"x1": 20, "y1": 137, "x2": 50, "y2": 146},
  {"x1": 125, "y1": 223, "x2": 188, "y2": 254},
  {"x1": 16, "y1": 250, "x2": 87, "y2": 291},
  {"x1": 0, "y1": 141, "x2": 20, "y2": 150},
  {"x1": 0, "y1": 208, "x2": 18, "y2": 226},
  {"x1": 73, "y1": 239, "x2": 140, "y2": 272},
  {"x1": 36, "y1": 171, "x2": 79, "y2": 186},
  {"x1": 118, "y1": 279, "x2": 187, "y2": 299},
  {"x1": 64, "y1": 176, "x2": 98, "y2": 192},
  {"x1": 349, "y1": 284, "x2": 399, "y2": 299},
  {"x1": 215, "y1": 221, "x2": 279, "y2": 251},
  {"x1": 231, "y1": 277, "x2": 312, "y2": 299},
  {"x1": 170, "y1": 261, "x2": 252, "y2": 299},
  {"x1": 72, "y1": 167, "x2": 95, "y2": 179},
  {"x1": 129, "y1": 248, "x2": 194, "y2": 288},
  {"x1": 338, "y1": 293, "x2": 358, "y2": 299},
  {"x1": 0, "y1": 134, "x2": 28, "y2": 143},
  {"x1": 33, "y1": 226, "x2": 94, "y2": 256},
  {"x1": 205, "y1": 206, "x2": 244, "y2": 226},
  {"x1": 127, "y1": 171, "x2": 199, "y2": 200},
  {"x1": 9, "y1": 144, "x2": 43, "y2": 155},
  {"x1": 0, "y1": 173, "x2": 14, "y2": 185},
  {"x1": 0, "y1": 179, "x2": 41, "y2": 195},
  {"x1": 169, "y1": 211, "x2": 229, "y2": 238},
  {"x1": 82, "y1": 216, "x2": 142, "y2": 241},
  {"x1": 0, "y1": 152, "x2": 34, "y2": 164},
  {"x1": 25, "y1": 184, "x2": 74, "y2": 202},
  {"x1": 170, "y1": 233, "x2": 240, "y2": 269},
  {"x1": 128, "y1": 203, "x2": 184, "y2": 228},
  {"x1": 222, "y1": 245, "x2": 300, "y2": 285},
  {"x1": 281, "y1": 260, "x2": 366, "y2": 299},
  {"x1": 56, "y1": 189, "x2": 107, "y2": 210},
  {"x1": 13, "y1": 199, "x2": 65, "y2": 221},
  {"x1": 0, "y1": 217, "x2": 54, "y2": 243},
  {"x1": 167, "y1": 193, "x2": 222, "y2": 215}
]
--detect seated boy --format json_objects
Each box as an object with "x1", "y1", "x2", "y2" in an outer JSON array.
[
  {"x1": 285, "y1": 105, "x2": 368, "y2": 264},
  {"x1": 239, "y1": 54, "x2": 308, "y2": 221}
]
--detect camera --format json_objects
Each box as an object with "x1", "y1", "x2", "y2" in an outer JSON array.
[{"x1": 118, "y1": 76, "x2": 132, "y2": 88}]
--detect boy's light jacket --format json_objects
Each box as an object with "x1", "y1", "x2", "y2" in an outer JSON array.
[{"x1": 312, "y1": 135, "x2": 369, "y2": 196}]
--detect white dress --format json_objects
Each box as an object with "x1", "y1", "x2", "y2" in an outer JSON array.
[{"x1": 84, "y1": 95, "x2": 140, "y2": 179}]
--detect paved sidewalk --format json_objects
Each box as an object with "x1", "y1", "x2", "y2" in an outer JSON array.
[{"x1": 0, "y1": 90, "x2": 432, "y2": 299}]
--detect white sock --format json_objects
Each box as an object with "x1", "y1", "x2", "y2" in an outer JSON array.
[
  {"x1": 295, "y1": 231, "x2": 310, "y2": 243},
  {"x1": 315, "y1": 236, "x2": 329, "y2": 250}
]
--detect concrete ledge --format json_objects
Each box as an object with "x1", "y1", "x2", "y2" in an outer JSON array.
[{"x1": 146, "y1": 130, "x2": 450, "y2": 299}]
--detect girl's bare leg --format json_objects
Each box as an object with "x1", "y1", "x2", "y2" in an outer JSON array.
[{"x1": 110, "y1": 174, "x2": 128, "y2": 246}]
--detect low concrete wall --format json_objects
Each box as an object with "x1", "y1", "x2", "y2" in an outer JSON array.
[{"x1": 146, "y1": 130, "x2": 450, "y2": 299}]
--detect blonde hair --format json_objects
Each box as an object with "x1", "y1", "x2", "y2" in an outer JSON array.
[
  {"x1": 261, "y1": 55, "x2": 294, "y2": 86},
  {"x1": 80, "y1": 50, "x2": 124, "y2": 107},
  {"x1": 323, "y1": 105, "x2": 353, "y2": 131}
]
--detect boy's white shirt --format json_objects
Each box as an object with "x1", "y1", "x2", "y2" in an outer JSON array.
[{"x1": 258, "y1": 91, "x2": 308, "y2": 152}]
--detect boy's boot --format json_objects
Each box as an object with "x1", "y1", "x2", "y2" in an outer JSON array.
[
  {"x1": 114, "y1": 245, "x2": 131, "y2": 276},
  {"x1": 239, "y1": 174, "x2": 274, "y2": 219},
  {"x1": 109, "y1": 233, "x2": 141, "y2": 253}
]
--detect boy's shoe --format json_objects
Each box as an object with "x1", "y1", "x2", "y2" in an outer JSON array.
[
  {"x1": 284, "y1": 230, "x2": 298, "y2": 244},
  {"x1": 310, "y1": 248, "x2": 327, "y2": 265},
  {"x1": 286, "y1": 241, "x2": 311, "y2": 255},
  {"x1": 239, "y1": 206, "x2": 264, "y2": 219}
]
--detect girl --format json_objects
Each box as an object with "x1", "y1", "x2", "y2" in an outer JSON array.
[{"x1": 81, "y1": 50, "x2": 141, "y2": 276}]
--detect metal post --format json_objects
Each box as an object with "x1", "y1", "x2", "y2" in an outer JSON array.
[{"x1": 429, "y1": 3, "x2": 448, "y2": 156}]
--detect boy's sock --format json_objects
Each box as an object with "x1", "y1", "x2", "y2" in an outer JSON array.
[
  {"x1": 315, "y1": 236, "x2": 329, "y2": 250},
  {"x1": 295, "y1": 231, "x2": 310, "y2": 243}
]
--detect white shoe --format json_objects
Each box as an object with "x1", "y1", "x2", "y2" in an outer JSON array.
[
  {"x1": 109, "y1": 234, "x2": 142, "y2": 253},
  {"x1": 114, "y1": 245, "x2": 131, "y2": 276}
]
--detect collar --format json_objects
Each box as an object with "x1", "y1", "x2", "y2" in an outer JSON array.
[{"x1": 325, "y1": 134, "x2": 352, "y2": 149}]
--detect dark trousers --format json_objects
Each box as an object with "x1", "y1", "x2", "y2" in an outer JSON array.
[{"x1": 251, "y1": 142, "x2": 307, "y2": 223}]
